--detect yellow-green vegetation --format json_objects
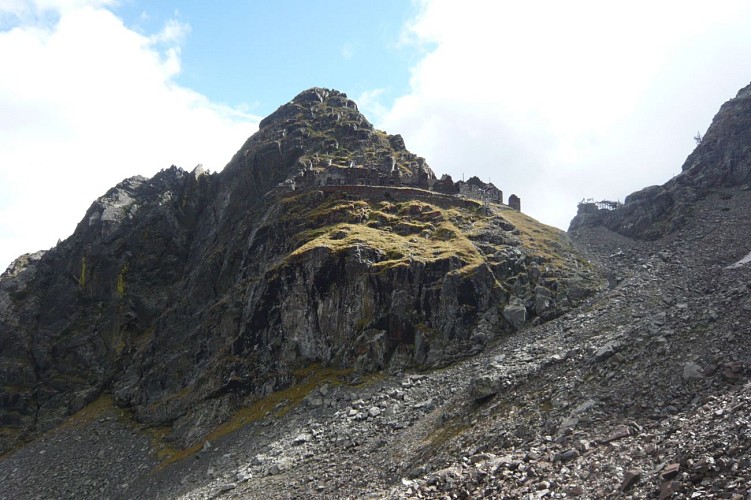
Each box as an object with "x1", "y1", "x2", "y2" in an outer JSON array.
[
  {"x1": 133, "y1": 326, "x2": 155, "y2": 351},
  {"x1": 292, "y1": 222, "x2": 482, "y2": 272},
  {"x1": 79, "y1": 255, "x2": 87, "y2": 289},
  {"x1": 1, "y1": 384, "x2": 28, "y2": 394},
  {"x1": 497, "y1": 206, "x2": 591, "y2": 273},
  {"x1": 112, "y1": 334, "x2": 126, "y2": 356},
  {"x1": 116, "y1": 263, "x2": 128, "y2": 297},
  {"x1": 143, "y1": 385, "x2": 194, "y2": 417},
  {"x1": 420, "y1": 417, "x2": 470, "y2": 450},
  {"x1": 354, "y1": 298, "x2": 375, "y2": 333},
  {"x1": 280, "y1": 192, "x2": 366, "y2": 225},
  {"x1": 285, "y1": 196, "x2": 485, "y2": 273},
  {"x1": 58, "y1": 394, "x2": 128, "y2": 431},
  {"x1": 153, "y1": 363, "x2": 360, "y2": 468}
]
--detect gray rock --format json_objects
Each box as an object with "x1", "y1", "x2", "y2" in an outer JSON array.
[
  {"x1": 558, "y1": 415, "x2": 579, "y2": 433},
  {"x1": 682, "y1": 361, "x2": 704, "y2": 380},
  {"x1": 503, "y1": 299, "x2": 527, "y2": 329},
  {"x1": 218, "y1": 483, "x2": 237, "y2": 493},
  {"x1": 619, "y1": 470, "x2": 641, "y2": 492},
  {"x1": 292, "y1": 433, "x2": 312, "y2": 446},
  {"x1": 593, "y1": 341, "x2": 621, "y2": 361},
  {"x1": 556, "y1": 449, "x2": 579, "y2": 462},
  {"x1": 573, "y1": 399, "x2": 596, "y2": 414},
  {"x1": 469, "y1": 374, "x2": 502, "y2": 401}
]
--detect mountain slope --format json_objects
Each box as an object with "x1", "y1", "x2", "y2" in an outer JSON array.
[
  {"x1": 0, "y1": 88, "x2": 600, "y2": 454},
  {"x1": 570, "y1": 81, "x2": 751, "y2": 239},
  {"x1": 1, "y1": 83, "x2": 751, "y2": 499},
  {"x1": 1, "y1": 186, "x2": 748, "y2": 500}
]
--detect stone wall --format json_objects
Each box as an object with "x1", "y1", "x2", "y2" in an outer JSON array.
[{"x1": 509, "y1": 194, "x2": 521, "y2": 211}]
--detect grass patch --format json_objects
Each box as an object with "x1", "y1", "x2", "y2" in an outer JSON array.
[
  {"x1": 282, "y1": 197, "x2": 485, "y2": 272},
  {"x1": 288, "y1": 221, "x2": 482, "y2": 272},
  {"x1": 276, "y1": 191, "x2": 506, "y2": 281},
  {"x1": 57, "y1": 394, "x2": 128, "y2": 431},
  {"x1": 421, "y1": 418, "x2": 470, "y2": 450},
  {"x1": 2, "y1": 384, "x2": 30, "y2": 394},
  {"x1": 154, "y1": 363, "x2": 354, "y2": 468},
  {"x1": 116, "y1": 263, "x2": 128, "y2": 297},
  {"x1": 498, "y1": 206, "x2": 592, "y2": 273}
]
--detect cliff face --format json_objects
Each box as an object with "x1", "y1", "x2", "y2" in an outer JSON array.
[
  {"x1": 0, "y1": 88, "x2": 601, "y2": 452},
  {"x1": 569, "y1": 81, "x2": 751, "y2": 239}
]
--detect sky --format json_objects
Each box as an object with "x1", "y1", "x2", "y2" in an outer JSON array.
[{"x1": 2, "y1": 0, "x2": 751, "y2": 271}]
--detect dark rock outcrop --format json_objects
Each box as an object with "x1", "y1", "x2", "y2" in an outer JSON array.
[
  {"x1": 569, "y1": 81, "x2": 751, "y2": 239},
  {"x1": 0, "y1": 88, "x2": 600, "y2": 453}
]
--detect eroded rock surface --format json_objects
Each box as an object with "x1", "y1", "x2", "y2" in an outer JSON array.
[
  {"x1": 0, "y1": 88, "x2": 599, "y2": 455},
  {"x1": 4, "y1": 83, "x2": 750, "y2": 499},
  {"x1": 1, "y1": 188, "x2": 749, "y2": 500},
  {"x1": 570, "y1": 81, "x2": 751, "y2": 239}
]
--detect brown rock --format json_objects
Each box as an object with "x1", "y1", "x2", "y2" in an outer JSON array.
[
  {"x1": 602, "y1": 424, "x2": 631, "y2": 443},
  {"x1": 659, "y1": 481, "x2": 680, "y2": 500},
  {"x1": 660, "y1": 463, "x2": 680, "y2": 480},
  {"x1": 619, "y1": 469, "x2": 641, "y2": 492},
  {"x1": 565, "y1": 485, "x2": 584, "y2": 496}
]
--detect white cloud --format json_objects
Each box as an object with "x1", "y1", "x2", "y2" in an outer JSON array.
[
  {"x1": 0, "y1": 1, "x2": 259, "y2": 270},
  {"x1": 356, "y1": 88, "x2": 387, "y2": 122},
  {"x1": 380, "y1": 0, "x2": 751, "y2": 230},
  {"x1": 340, "y1": 42, "x2": 355, "y2": 60},
  {"x1": 149, "y1": 17, "x2": 189, "y2": 45}
]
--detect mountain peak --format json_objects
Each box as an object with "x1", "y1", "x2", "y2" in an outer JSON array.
[
  {"x1": 569, "y1": 80, "x2": 751, "y2": 239},
  {"x1": 225, "y1": 87, "x2": 436, "y2": 199},
  {"x1": 0, "y1": 87, "x2": 580, "y2": 461},
  {"x1": 259, "y1": 87, "x2": 362, "y2": 130}
]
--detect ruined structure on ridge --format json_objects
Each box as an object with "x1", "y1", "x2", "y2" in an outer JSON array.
[
  {"x1": 243, "y1": 88, "x2": 520, "y2": 211},
  {"x1": 509, "y1": 194, "x2": 521, "y2": 212}
]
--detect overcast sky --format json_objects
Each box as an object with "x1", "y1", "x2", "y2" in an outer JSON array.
[{"x1": 2, "y1": 0, "x2": 751, "y2": 270}]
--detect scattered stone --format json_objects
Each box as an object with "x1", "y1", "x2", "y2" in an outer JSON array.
[
  {"x1": 659, "y1": 480, "x2": 682, "y2": 500},
  {"x1": 683, "y1": 362, "x2": 704, "y2": 381},
  {"x1": 602, "y1": 424, "x2": 631, "y2": 443},
  {"x1": 292, "y1": 433, "x2": 312, "y2": 446},
  {"x1": 503, "y1": 299, "x2": 527, "y2": 329},
  {"x1": 661, "y1": 463, "x2": 680, "y2": 480},
  {"x1": 556, "y1": 449, "x2": 579, "y2": 462},
  {"x1": 593, "y1": 341, "x2": 621, "y2": 362},
  {"x1": 619, "y1": 469, "x2": 641, "y2": 492},
  {"x1": 469, "y1": 374, "x2": 502, "y2": 401}
]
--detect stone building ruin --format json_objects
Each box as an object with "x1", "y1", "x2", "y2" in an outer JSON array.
[
  {"x1": 280, "y1": 160, "x2": 522, "y2": 212},
  {"x1": 457, "y1": 176, "x2": 503, "y2": 205},
  {"x1": 576, "y1": 198, "x2": 622, "y2": 214},
  {"x1": 509, "y1": 194, "x2": 521, "y2": 212}
]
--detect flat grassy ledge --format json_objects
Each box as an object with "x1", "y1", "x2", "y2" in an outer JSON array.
[{"x1": 280, "y1": 193, "x2": 487, "y2": 273}]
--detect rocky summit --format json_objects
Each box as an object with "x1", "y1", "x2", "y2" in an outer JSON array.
[{"x1": 1, "y1": 84, "x2": 750, "y2": 499}]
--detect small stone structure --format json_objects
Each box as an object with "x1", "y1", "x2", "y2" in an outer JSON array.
[
  {"x1": 576, "y1": 199, "x2": 621, "y2": 214},
  {"x1": 289, "y1": 160, "x2": 433, "y2": 190},
  {"x1": 457, "y1": 176, "x2": 503, "y2": 205},
  {"x1": 280, "y1": 162, "x2": 521, "y2": 212},
  {"x1": 509, "y1": 194, "x2": 521, "y2": 212}
]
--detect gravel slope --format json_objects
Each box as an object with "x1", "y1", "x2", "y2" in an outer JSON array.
[{"x1": 1, "y1": 187, "x2": 750, "y2": 499}]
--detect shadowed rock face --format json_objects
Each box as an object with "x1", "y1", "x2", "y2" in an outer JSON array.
[
  {"x1": 569, "y1": 81, "x2": 751, "y2": 239},
  {"x1": 0, "y1": 88, "x2": 600, "y2": 451}
]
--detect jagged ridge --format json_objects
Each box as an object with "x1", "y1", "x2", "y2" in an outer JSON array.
[
  {"x1": 0, "y1": 88, "x2": 601, "y2": 453},
  {"x1": 569, "y1": 81, "x2": 751, "y2": 239}
]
